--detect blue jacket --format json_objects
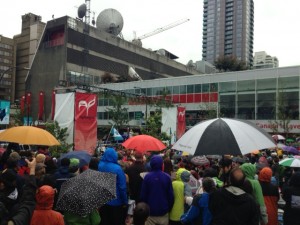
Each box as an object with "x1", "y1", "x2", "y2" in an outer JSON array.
[
  {"x1": 180, "y1": 192, "x2": 212, "y2": 225},
  {"x1": 98, "y1": 148, "x2": 127, "y2": 206},
  {"x1": 140, "y1": 155, "x2": 174, "y2": 216}
]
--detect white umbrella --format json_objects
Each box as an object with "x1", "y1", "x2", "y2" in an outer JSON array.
[
  {"x1": 279, "y1": 158, "x2": 300, "y2": 167},
  {"x1": 172, "y1": 118, "x2": 276, "y2": 156},
  {"x1": 272, "y1": 134, "x2": 285, "y2": 141}
]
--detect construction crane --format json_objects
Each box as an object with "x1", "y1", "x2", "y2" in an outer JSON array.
[{"x1": 132, "y1": 18, "x2": 190, "y2": 47}]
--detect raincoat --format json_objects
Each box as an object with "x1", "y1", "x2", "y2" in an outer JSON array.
[
  {"x1": 30, "y1": 185, "x2": 64, "y2": 225},
  {"x1": 258, "y1": 167, "x2": 279, "y2": 225},
  {"x1": 169, "y1": 168, "x2": 189, "y2": 221},
  {"x1": 240, "y1": 163, "x2": 268, "y2": 225},
  {"x1": 140, "y1": 155, "x2": 174, "y2": 216},
  {"x1": 98, "y1": 148, "x2": 127, "y2": 206}
]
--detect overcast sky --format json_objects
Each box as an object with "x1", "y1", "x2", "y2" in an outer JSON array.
[{"x1": 1, "y1": 0, "x2": 300, "y2": 67}]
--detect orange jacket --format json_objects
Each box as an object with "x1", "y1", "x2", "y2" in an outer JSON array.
[{"x1": 30, "y1": 185, "x2": 64, "y2": 225}]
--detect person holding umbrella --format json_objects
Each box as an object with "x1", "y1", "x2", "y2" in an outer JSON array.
[{"x1": 98, "y1": 147, "x2": 128, "y2": 225}]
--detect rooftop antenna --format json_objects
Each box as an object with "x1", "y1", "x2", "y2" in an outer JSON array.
[{"x1": 77, "y1": 0, "x2": 95, "y2": 25}]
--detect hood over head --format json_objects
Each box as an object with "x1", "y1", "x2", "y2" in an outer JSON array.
[
  {"x1": 36, "y1": 185, "x2": 55, "y2": 210},
  {"x1": 181, "y1": 170, "x2": 191, "y2": 182},
  {"x1": 258, "y1": 167, "x2": 272, "y2": 182},
  {"x1": 150, "y1": 155, "x2": 163, "y2": 171},
  {"x1": 240, "y1": 163, "x2": 256, "y2": 179},
  {"x1": 101, "y1": 147, "x2": 118, "y2": 164}
]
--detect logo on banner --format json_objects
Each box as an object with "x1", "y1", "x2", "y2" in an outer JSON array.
[
  {"x1": 178, "y1": 109, "x2": 186, "y2": 121},
  {"x1": 78, "y1": 97, "x2": 96, "y2": 116}
]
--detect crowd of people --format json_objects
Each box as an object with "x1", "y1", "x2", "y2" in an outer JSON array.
[{"x1": 0, "y1": 142, "x2": 300, "y2": 225}]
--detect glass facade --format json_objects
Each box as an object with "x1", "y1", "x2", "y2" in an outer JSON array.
[{"x1": 98, "y1": 72, "x2": 300, "y2": 123}]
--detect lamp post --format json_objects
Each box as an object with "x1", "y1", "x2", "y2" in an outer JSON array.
[
  {"x1": 0, "y1": 66, "x2": 30, "y2": 102},
  {"x1": 134, "y1": 87, "x2": 148, "y2": 125}
]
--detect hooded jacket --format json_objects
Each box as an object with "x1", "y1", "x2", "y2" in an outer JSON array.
[
  {"x1": 30, "y1": 185, "x2": 64, "y2": 225},
  {"x1": 240, "y1": 163, "x2": 268, "y2": 225},
  {"x1": 169, "y1": 168, "x2": 190, "y2": 221},
  {"x1": 209, "y1": 186, "x2": 260, "y2": 225},
  {"x1": 98, "y1": 148, "x2": 127, "y2": 206},
  {"x1": 140, "y1": 155, "x2": 174, "y2": 216},
  {"x1": 258, "y1": 167, "x2": 279, "y2": 225}
]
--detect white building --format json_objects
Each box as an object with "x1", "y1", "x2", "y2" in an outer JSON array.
[{"x1": 253, "y1": 51, "x2": 279, "y2": 69}]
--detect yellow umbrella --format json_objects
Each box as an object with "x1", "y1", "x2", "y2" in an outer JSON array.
[
  {"x1": 181, "y1": 151, "x2": 190, "y2": 156},
  {"x1": 0, "y1": 126, "x2": 60, "y2": 146}
]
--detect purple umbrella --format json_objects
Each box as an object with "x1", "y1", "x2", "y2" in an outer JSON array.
[{"x1": 282, "y1": 146, "x2": 299, "y2": 155}]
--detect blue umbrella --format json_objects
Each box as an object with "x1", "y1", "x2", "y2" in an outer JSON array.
[{"x1": 60, "y1": 150, "x2": 92, "y2": 167}]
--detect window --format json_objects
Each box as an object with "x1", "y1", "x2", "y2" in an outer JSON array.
[
  {"x1": 237, "y1": 94, "x2": 255, "y2": 119},
  {"x1": 257, "y1": 93, "x2": 276, "y2": 119},
  {"x1": 220, "y1": 95, "x2": 236, "y2": 118},
  {"x1": 237, "y1": 80, "x2": 255, "y2": 92},
  {"x1": 257, "y1": 78, "x2": 276, "y2": 91},
  {"x1": 220, "y1": 82, "x2": 236, "y2": 93}
]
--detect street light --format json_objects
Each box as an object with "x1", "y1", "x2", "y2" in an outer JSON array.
[
  {"x1": 134, "y1": 87, "x2": 148, "y2": 124},
  {"x1": 0, "y1": 66, "x2": 30, "y2": 83}
]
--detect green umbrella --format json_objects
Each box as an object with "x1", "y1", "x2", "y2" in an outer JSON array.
[
  {"x1": 286, "y1": 138, "x2": 295, "y2": 143},
  {"x1": 279, "y1": 158, "x2": 300, "y2": 167}
]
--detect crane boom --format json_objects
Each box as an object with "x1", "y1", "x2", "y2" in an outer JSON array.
[{"x1": 133, "y1": 18, "x2": 190, "y2": 42}]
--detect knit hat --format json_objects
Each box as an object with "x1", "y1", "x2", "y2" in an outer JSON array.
[
  {"x1": 181, "y1": 170, "x2": 191, "y2": 182},
  {"x1": 69, "y1": 158, "x2": 80, "y2": 168},
  {"x1": 258, "y1": 167, "x2": 272, "y2": 182}
]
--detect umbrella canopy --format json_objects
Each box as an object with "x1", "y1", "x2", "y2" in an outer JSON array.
[
  {"x1": 279, "y1": 158, "x2": 300, "y2": 167},
  {"x1": 206, "y1": 155, "x2": 222, "y2": 159},
  {"x1": 59, "y1": 150, "x2": 92, "y2": 167},
  {"x1": 286, "y1": 138, "x2": 295, "y2": 143},
  {"x1": 191, "y1": 155, "x2": 210, "y2": 166},
  {"x1": 282, "y1": 146, "x2": 299, "y2": 155},
  {"x1": 172, "y1": 118, "x2": 276, "y2": 156},
  {"x1": 0, "y1": 126, "x2": 60, "y2": 146},
  {"x1": 121, "y1": 135, "x2": 166, "y2": 153},
  {"x1": 272, "y1": 134, "x2": 285, "y2": 141},
  {"x1": 56, "y1": 169, "x2": 116, "y2": 216}
]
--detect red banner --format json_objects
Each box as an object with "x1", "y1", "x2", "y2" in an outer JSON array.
[
  {"x1": 38, "y1": 91, "x2": 44, "y2": 120},
  {"x1": 51, "y1": 90, "x2": 56, "y2": 120},
  {"x1": 20, "y1": 95, "x2": 25, "y2": 114},
  {"x1": 74, "y1": 93, "x2": 97, "y2": 155},
  {"x1": 176, "y1": 106, "x2": 186, "y2": 140}
]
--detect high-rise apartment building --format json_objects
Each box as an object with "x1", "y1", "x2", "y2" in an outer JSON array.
[
  {"x1": 0, "y1": 35, "x2": 16, "y2": 101},
  {"x1": 202, "y1": 0, "x2": 254, "y2": 67}
]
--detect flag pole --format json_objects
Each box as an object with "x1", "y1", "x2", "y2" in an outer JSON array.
[{"x1": 106, "y1": 125, "x2": 114, "y2": 144}]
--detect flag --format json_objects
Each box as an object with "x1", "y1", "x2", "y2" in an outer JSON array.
[{"x1": 111, "y1": 128, "x2": 123, "y2": 141}]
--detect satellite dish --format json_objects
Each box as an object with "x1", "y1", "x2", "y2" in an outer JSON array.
[
  {"x1": 187, "y1": 60, "x2": 196, "y2": 69},
  {"x1": 157, "y1": 49, "x2": 166, "y2": 56},
  {"x1": 78, "y1": 4, "x2": 87, "y2": 19},
  {"x1": 128, "y1": 66, "x2": 142, "y2": 81},
  {"x1": 96, "y1": 8, "x2": 124, "y2": 36}
]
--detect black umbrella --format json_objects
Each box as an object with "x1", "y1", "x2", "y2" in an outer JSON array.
[
  {"x1": 172, "y1": 118, "x2": 276, "y2": 156},
  {"x1": 56, "y1": 169, "x2": 116, "y2": 216}
]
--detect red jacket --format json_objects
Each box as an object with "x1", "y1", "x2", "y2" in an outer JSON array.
[{"x1": 30, "y1": 185, "x2": 64, "y2": 225}]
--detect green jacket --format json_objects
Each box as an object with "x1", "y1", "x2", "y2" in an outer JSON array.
[
  {"x1": 169, "y1": 168, "x2": 187, "y2": 221},
  {"x1": 64, "y1": 209, "x2": 101, "y2": 225},
  {"x1": 240, "y1": 163, "x2": 268, "y2": 225}
]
